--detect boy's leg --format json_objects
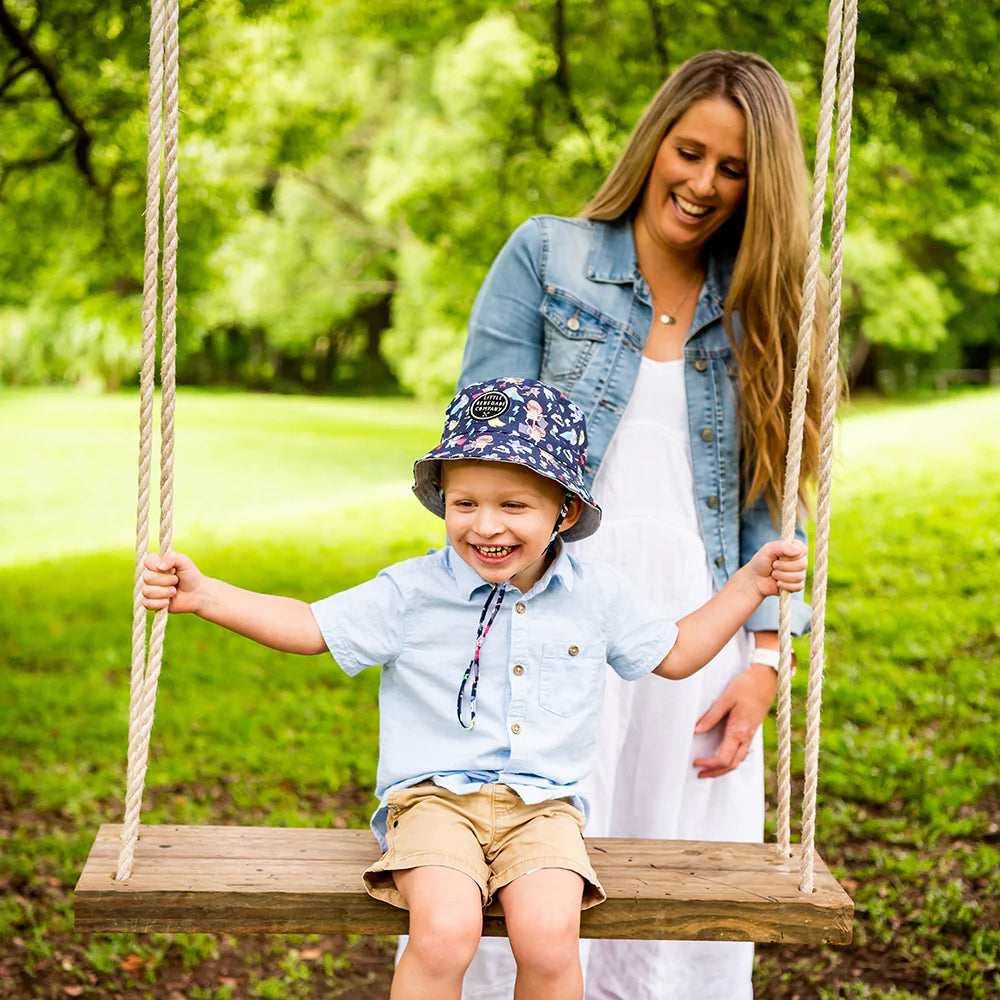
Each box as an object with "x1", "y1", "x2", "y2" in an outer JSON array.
[
  {"x1": 392, "y1": 865, "x2": 484, "y2": 1000},
  {"x1": 497, "y1": 867, "x2": 585, "y2": 1000}
]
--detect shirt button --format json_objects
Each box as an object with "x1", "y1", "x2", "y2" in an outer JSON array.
[
  {"x1": 568, "y1": 646, "x2": 579, "y2": 656},
  {"x1": 515, "y1": 602, "x2": 526, "y2": 614},
  {"x1": 701, "y1": 428, "x2": 714, "y2": 442},
  {"x1": 511, "y1": 723, "x2": 521, "y2": 735},
  {"x1": 694, "y1": 358, "x2": 708, "y2": 372},
  {"x1": 707, "y1": 495, "x2": 719, "y2": 509},
  {"x1": 715, "y1": 555, "x2": 725, "y2": 567},
  {"x1": 513, "y1": 664, "x2": 525, "y2": 675}
]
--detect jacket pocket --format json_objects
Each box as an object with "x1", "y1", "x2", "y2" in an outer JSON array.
[
  {"x1": 537, "y1": 641, "x2": 605, "y2": 719},
  {"x1": 539, "y1": 291, "x2": 612, "y2": 386}
]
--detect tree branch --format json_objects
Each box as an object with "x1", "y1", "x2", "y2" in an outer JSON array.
[
  {"x1": 0, "y1": 0, "x2": 105, "y2": 192},
  {"x1": 550, "y1": 0, "x2": 602, "y2": 170},
  {"x1": 0, "y1": 59, "x2": 33, "y2": 97},
  {"x1": 0, "y1": 136, "x2": 75, "y2": 197},
  {"x1": 645, "y1": 0, "x2": 670, "y2": 77}
]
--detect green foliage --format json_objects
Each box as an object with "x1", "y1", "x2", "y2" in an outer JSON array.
[
  {"x1": 845, "y1": 226, "x2": 957, "y2": 352},
  {"x1": 3, "y1": 0, "x2": 999, "y2": 392}
]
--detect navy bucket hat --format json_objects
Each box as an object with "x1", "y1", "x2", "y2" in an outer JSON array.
[{"x1": 413, "y1": 377, "x2": 602, "y2": 542}]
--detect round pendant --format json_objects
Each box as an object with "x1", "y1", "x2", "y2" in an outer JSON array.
[{"x1": 659, "y1": 313, "x2": 676, "y2": 326}]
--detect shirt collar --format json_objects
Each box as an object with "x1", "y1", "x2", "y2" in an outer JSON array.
[{"x1": 446, "y1": 541, "x2": 576, "y2": 601}]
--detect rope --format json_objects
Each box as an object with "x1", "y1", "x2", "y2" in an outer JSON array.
[
  {"x1": 775, "y1": 0, "x2": 857, "y2": 882},
  {"x1": 799, "y1": 0, "x2": 858, "y2": 892},
  {"x1": 775, "y1": 0, "x2": 846, "y2": 858},
  {"x1": 117, "y1": 0, "x2": 180, "y2": 882}
]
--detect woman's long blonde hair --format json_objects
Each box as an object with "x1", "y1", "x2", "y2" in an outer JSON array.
[{"x1": 584, "y1": 50, "x2": 823, "y2": 519}]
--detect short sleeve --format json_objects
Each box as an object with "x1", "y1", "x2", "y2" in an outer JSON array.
[
  {"x1": 603, "y1": 572, "x2": 679, "y2": 681},
  {"x1": 310, "y1": 571, "x2": 407, "y2": 677}
]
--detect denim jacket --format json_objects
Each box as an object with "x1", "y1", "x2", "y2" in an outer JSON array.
[{"x1": 459, "y1": 214, "x2": 810, "y2": 634}]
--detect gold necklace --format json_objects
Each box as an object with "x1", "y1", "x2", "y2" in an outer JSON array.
[{"x1": 650, "y1": 267, "x2": 703, "y2": 326}]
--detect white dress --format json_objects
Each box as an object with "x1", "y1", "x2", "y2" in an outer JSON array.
[{"x1": 443, "y1": 358, "x2": 763, "y2": 999}]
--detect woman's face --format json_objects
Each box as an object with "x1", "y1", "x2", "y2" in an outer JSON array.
[{"x1": 637, "y1": 97, "x2": 748, "y2": 256}]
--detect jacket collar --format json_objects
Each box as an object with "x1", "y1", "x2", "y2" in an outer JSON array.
[{"x1": 586, "y1": 215, "x2": 733, "y2": 310}]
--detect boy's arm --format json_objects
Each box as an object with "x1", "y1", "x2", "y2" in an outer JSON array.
[
  {"x1": 142, "y1": 552, "x2": 326, "y2": 655},
  {"x1": 652, "y1": 540, "x2": 807, "y2": 680}
]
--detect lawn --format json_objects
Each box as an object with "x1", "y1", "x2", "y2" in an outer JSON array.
[{"x1": 2, "y1": 386, "x2": 998, "y2": 999}]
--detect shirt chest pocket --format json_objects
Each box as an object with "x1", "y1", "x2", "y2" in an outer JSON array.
[
  {"x1": 539, "y1": 292, "x2": 612, "y2": 387},
  {"x1": 537, "y1": 641, "x2": 606, "y2": 719}
]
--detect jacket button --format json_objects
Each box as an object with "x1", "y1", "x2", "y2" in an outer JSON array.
[
  {"x1": 715, "y1": 555, "x2": 725, "y2": 567},
  {"x1": 694, "y1": 359, "x2": 708, "y2": 372},
  {"x1": 567, "y1": 316, "x2": 580, "y2": 331},
  {"x1": 701, "y1": 428, "x2": 714, "y2": 442},
  {"x1": 513, "y1": 664, "x2": 525, "y2": 675},
  {"x1": 707, "y1": 495, "x2": 719, "y2": 509}
]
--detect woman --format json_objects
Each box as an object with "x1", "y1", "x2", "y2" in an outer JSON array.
[{"x1": 456, "y1": 50, "x2": 823, "y2": 999}]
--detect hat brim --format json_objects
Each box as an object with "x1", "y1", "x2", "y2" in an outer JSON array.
[{"x1": 412, "y1": 450, "x2": 601, "y2": 543}]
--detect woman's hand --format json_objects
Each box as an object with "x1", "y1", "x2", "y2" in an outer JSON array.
[{"x1": 691, "y1": 662, "x2": 778, "y2": 778}]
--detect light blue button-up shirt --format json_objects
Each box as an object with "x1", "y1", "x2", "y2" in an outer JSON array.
[{"x1": 311, "y1": 544, "x2": 678, "y2": 848}]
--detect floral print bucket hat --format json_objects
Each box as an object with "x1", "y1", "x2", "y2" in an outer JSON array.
[{"x1": 413, "y1": 377, "x2": 602, "y2": 543}]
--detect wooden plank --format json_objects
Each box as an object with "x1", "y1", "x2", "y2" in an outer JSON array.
[{"x1": 75, "y1": 824, "x2": 853, "y2": 944}]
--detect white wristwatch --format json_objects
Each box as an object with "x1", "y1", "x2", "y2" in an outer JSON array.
[{"x1": 749, "y1": 646, "x2": 781, "y2": 670}]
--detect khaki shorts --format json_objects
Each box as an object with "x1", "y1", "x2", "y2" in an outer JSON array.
[{"x1": 364, "y1": 783, "x2": 605, "y2": 914}]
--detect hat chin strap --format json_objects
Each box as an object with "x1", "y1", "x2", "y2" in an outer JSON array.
[{"x1": 549, "y1": 493, "x2": 573, "y2": 546}]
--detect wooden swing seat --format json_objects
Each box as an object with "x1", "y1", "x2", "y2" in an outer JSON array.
[{"x1": 75, "y1": 824, "x2": 853, "y2": 943}]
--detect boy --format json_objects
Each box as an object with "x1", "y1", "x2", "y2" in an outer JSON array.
[{"x1": 142, "y1": 377, "x2": 807, "y2": 1000}]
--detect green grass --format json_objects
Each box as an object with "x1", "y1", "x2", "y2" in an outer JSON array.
[
  {"x1": 2, "y1": 385, "x2": 999, "y2": 999},
  {"x1": 0, "y1": 387, "x2": 444, "y2": 568}
]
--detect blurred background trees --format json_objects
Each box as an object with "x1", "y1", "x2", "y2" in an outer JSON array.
[{"x1": 2, "y1": 0, "x2": 998, "y2": 396}]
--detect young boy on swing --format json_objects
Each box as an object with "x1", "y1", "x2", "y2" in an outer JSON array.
[{"x1": 141, "y1": 377, "x2": 807, "y2": 1000}]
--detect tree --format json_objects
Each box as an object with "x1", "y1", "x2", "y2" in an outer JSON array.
[{"x1": 2, "y1": 0, "x2": 999, "y2": 393}]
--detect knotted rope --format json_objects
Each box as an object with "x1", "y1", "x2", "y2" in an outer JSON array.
[
  {"x1": 774, "y1": 0, "x2": 858, "y2": 891},
  {"x1": 117, "y1": 0, "x2": 180, "y2": 882}
]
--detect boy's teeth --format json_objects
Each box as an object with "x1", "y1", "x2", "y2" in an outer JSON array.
[{"x1": 477, "y1": 545, "x2": 513, "y2": 556}]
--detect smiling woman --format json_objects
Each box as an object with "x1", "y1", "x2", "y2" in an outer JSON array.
[{"x1": 635, "y1": 96, "x2": 748, "y2": 357}]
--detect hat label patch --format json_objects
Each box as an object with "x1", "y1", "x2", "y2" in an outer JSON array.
[{"x1": 468, "y1": 391, "x2": 510, "y2": 420}]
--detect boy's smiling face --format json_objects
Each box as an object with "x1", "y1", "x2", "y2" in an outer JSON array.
[{"x1": 441, "y1": 459, "x2": 581, "y2": 593}]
